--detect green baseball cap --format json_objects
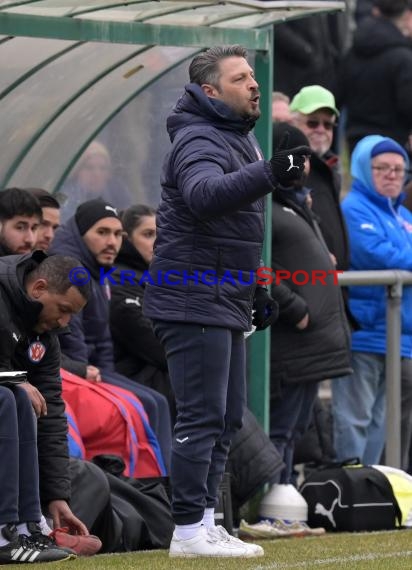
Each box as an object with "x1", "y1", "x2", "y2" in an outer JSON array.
[{"x1": 290, "y1": 85, "x2": 339, "y2": 116}]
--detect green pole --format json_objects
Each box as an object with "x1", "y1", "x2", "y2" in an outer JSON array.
[{"x1": 247, "y1": 30, "x2": 273, "y2": 432}]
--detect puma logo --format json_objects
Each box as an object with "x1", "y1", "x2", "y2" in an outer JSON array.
[
  {"x1": 176, "y1": 437, "x2": 189, "y2": 444},
  {"x1": 286, "y1": 154, "x2": 300, "y2": 172},
  {"x1": 315, "y1": 498, "x2": 338, "y2": 528},
  {"x1": 125, "y1": 297, "x2": 141, "y2": 307}
]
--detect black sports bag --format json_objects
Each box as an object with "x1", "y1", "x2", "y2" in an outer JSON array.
[{"x1": 299, "y1": 460, "x2": 402, "y2": 532}]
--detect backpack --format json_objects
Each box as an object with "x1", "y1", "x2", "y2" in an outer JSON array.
[
  {"x1": 61, "y1": 369, "x2": 166, "y2": 478},
  {"x1": 299, "y1": 460, "x2": 402, "y2": 531}
]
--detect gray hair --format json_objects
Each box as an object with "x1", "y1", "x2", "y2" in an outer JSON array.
[{"x1": 189, "y1": 45, "x2": 248, "y2": 88}]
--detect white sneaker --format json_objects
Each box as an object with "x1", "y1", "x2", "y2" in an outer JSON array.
[
  {"x1": 238, "y1": 519, "x2": 290, "y2": 539},
  {"x1": 208, "y1": 525, "x2": 264, "y2": 556},
  {"x1": 169, "y1": 525, "x2": 263, "y2": 558}
]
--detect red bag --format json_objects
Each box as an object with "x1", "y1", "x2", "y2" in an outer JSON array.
[{"x1": 61, "y1": 369, "x2": 166, "y2": 478}]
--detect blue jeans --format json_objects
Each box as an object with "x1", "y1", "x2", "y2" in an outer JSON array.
[{"x1": 332, "y1": 352, "x2": 385, "y2": 465}]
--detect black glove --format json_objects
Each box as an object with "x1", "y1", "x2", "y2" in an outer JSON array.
[
  {"x1": 252, "y1": 287, "x2": 279, "y2": 331},
  {"x1": 270, "y1": 132, "x2": 312, "y2": 186}
]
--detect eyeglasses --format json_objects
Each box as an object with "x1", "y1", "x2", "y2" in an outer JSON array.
[
  {"x1": 304, "y1": 119, "x2": 336, "y2": 131},
  {"x1": 371, "y1": 164, "x2": 406, "y2": 178}
]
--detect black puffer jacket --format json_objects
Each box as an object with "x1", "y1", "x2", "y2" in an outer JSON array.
[
  {"x1": 0, "y1": 252, "x2": 70, "y2": 504},
  {"x1": 308, "y1": 152, "x2": 349, "y2": 272},
  {"x1": 336, "y1": 15, "x2": 412, "y2": 149},
  {"x1": 273, "y1": 12, "x2": 346, "y2": 97},
  {"x1": 270, "y1": 193, "x2": 351, "y2": 395},
  {"x1": 143, "y1": 83, "x2": 276, "y2": 331},
  {"x1": 110, "y1": 239, "x2": 174, "y2": 410}
]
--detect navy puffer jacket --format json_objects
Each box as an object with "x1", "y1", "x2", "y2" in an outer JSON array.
[{"x1": 143, "y1": 84, "x2": 276, "y2": 331}]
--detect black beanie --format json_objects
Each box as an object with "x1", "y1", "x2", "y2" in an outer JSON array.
[
  {"x1": 273, "y1": 121, "x2": 310, "y2": 151},
  {"x1": 75, "y1": 199, "x2": 121, "y2": 236}
]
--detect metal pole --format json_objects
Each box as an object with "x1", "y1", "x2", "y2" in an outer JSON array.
[{"x1": 385, "y1": 279, "x2": 403, "y2": 468}]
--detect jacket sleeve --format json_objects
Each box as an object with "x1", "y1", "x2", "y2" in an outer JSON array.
[
  {"x1": 343, "y1": 202, "x2": 412, "y2": 270},
  {"x1": 60, "y1": 353, "x2": 87, "y2": 379},
  {"x1": 58, "y1": 311, "x2": 89, "y2": 365},
  {"x1": 172, "y1": 131, "x2": 275, "y2": 220},
  {"x1": 110, "y1": 283, "x2": 168, "y2": 370},
  {"x1": 32, "y1": 335, "x2": 71, "y2": 504},
  {"x1": 394, "y1": 51, "x2": 412, "y2": 125},
  {"x1": 271, "y1": 280, "x2": 308, "y2": 325},
  {"x1": 274, "y1": 22, "x2": 315, "y2": 65}
]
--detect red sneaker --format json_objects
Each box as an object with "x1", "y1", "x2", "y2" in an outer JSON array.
[{"x1": 50, "y1": 528, "x2": 102, "y2": 556}]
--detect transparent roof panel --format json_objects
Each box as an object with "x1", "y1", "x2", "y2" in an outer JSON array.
[
  {"x1": 1, "y1": 0, "x2": 345, "y2": 29},
  {"x1": 0, "y1": 0, "x2": 345, "y2": 197},
  {"x1": 0, "y1": 36, "x2": 77, "y2": 96},
  {"x1": 6, "y1": 45, "x2": 197, "y2": 191},
  {"x1": 0, "y1": 41, "x2": 146, "y2": 186}
]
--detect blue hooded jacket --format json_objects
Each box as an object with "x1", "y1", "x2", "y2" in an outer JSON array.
[
  {"x1": 143, "y1": 83, "x2": 276, "y2": 331},
  {"x1": 343, "y1": 135, "x2": 412, "y2": 356}
]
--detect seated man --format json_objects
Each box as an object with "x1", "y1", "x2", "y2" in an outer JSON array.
[
  {"x1": 0, "y1": 251, "x2": 91, "y2": 564},
  {"x1": 50, "y1": 199, "x2": 172, "y2": 471}
]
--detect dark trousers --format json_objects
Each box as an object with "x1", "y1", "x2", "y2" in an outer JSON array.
[
  {"x1": 0, "y1": 385, "x2": 41, "y2": 524},
  {"x1": 153, "y1": 321, "x2": 246, "y2": 525},
  {"x1": 270, "y1": 382, "x2": 318, "y2": 484}
]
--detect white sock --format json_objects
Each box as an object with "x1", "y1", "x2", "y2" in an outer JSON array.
[
  {"x1": 39, "y1": 515, "x2": 52, "y2": 535},
  {"x1": 202, "y1": 508, "x2": 215, "y2": 529},
  {"x1": 174, "y1": 521, "x2": 202, "y2": 541},
  {"x1": 16, "y1": 522, "x2": 30, "y2": 536},
  {"x1": 0, "y1": 524, "x2": 12, "y2": 547}
]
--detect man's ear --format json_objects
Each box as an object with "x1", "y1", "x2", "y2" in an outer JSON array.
[
  {"x1": 201, "y1": 83, "x2": 218, "y2": 98},
  {"x1": 28, "y1": 278, "x2": 48, "y2": 300}
]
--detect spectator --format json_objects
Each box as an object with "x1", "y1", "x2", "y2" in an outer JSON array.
[
  {"x1": 336, "y1": 0, "x2": 412, "y2": 154},
  {"x1": 290, "y1": 85, "x2": 358, "y2": 328},
  {"x1": 25, "y1": 188, "x2": 60, "y2": 252},
  {"x1": 58, "y1": 141, "x2": 133, "y2": 222},
  {"x1": 50, "y1": 199, "x2": 172, "y2": 471},
  {"x1": 271, "y1": 91, "x2": 293, "y2": 124},
  {"x1": 110, "y1": 205, "x2": 174, "y2": 411},
  {"x1": 0, "y1": 188, "x2": 41, "y2": 255},
  {"x1": 0, "y1": 251, "x2": 92, "y2": 563},
  {"x1": 143, "y1": 45, "x2": 309, "y2": 557},
  {"x1": 262, "y1": 123, "x2": 351, "y2": 530},
  {"x1": 272, "y1": 11, "x2": 347, "y2": 97},
  {"x1": 331, "y1": 135, "x2": 412, "y2": 466}
]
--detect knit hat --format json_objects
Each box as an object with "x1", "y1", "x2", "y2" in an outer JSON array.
[
  {"x1": 371, "y1": 139, "x2": 408, "y2": 160},
  {"x1": 290, "y1": 85, "x2": 339, "y2": 116},
  {"x1": 273, "y1": 121, "x2": 310, "y2": 150},
  {"x1": 373, "y1": 0, "x2": 412, "y2": 18},
  {"x1": 75, "y1": 199, "x2": 120, "y2": 235}
]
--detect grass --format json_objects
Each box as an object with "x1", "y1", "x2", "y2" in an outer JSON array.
[{"x1": 10, "y1": 530, "x2": 412, "y2": 569}]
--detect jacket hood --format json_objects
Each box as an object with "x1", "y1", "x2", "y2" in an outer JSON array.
[
  {"x1": 350, "y1": 134, "x2": 409, "y2": 205},
  {"x1": 116, "y1": 238, "x2": 148, "y2": 273},
  {"x1": 167, "y1": 83, "x2": 256, "y2": 141},
  {"x1": 0, "y1": 251, "x2": 47, "y2": 333},
  {"x1": 50, "y1": 216, "x2": 101, "y2": 279},
  {"x1": 352, "y1": 16, "x2": 411, "y2": 57}
]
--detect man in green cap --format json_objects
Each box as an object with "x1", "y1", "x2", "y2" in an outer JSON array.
[{"x1": 289, "y1": 85, "x2": 350, "y2": 280}]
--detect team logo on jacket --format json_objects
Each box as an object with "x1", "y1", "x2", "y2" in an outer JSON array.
[{"x1": 28, "y1": 341, "x2": 46, "y2": 363}]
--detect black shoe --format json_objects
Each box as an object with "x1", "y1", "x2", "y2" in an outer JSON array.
[
  {"x1": 26, "y1": 522, "x2": 77, "y2": 556},
  {"x1": 0, "y1": 524, "x2": 75, "y2": 564}
]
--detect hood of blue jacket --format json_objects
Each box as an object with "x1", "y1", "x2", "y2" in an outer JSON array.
[
  {"x1": 350, "y1": 134, "x2": 409, "y2": 207},
  {"x1": 167, "y1": 83, "x2": 256, "y2": 141}
]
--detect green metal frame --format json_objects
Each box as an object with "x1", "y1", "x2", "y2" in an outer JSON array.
[{"x1": 0, "y1": 0, "x2": 345, "y2": 429}]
